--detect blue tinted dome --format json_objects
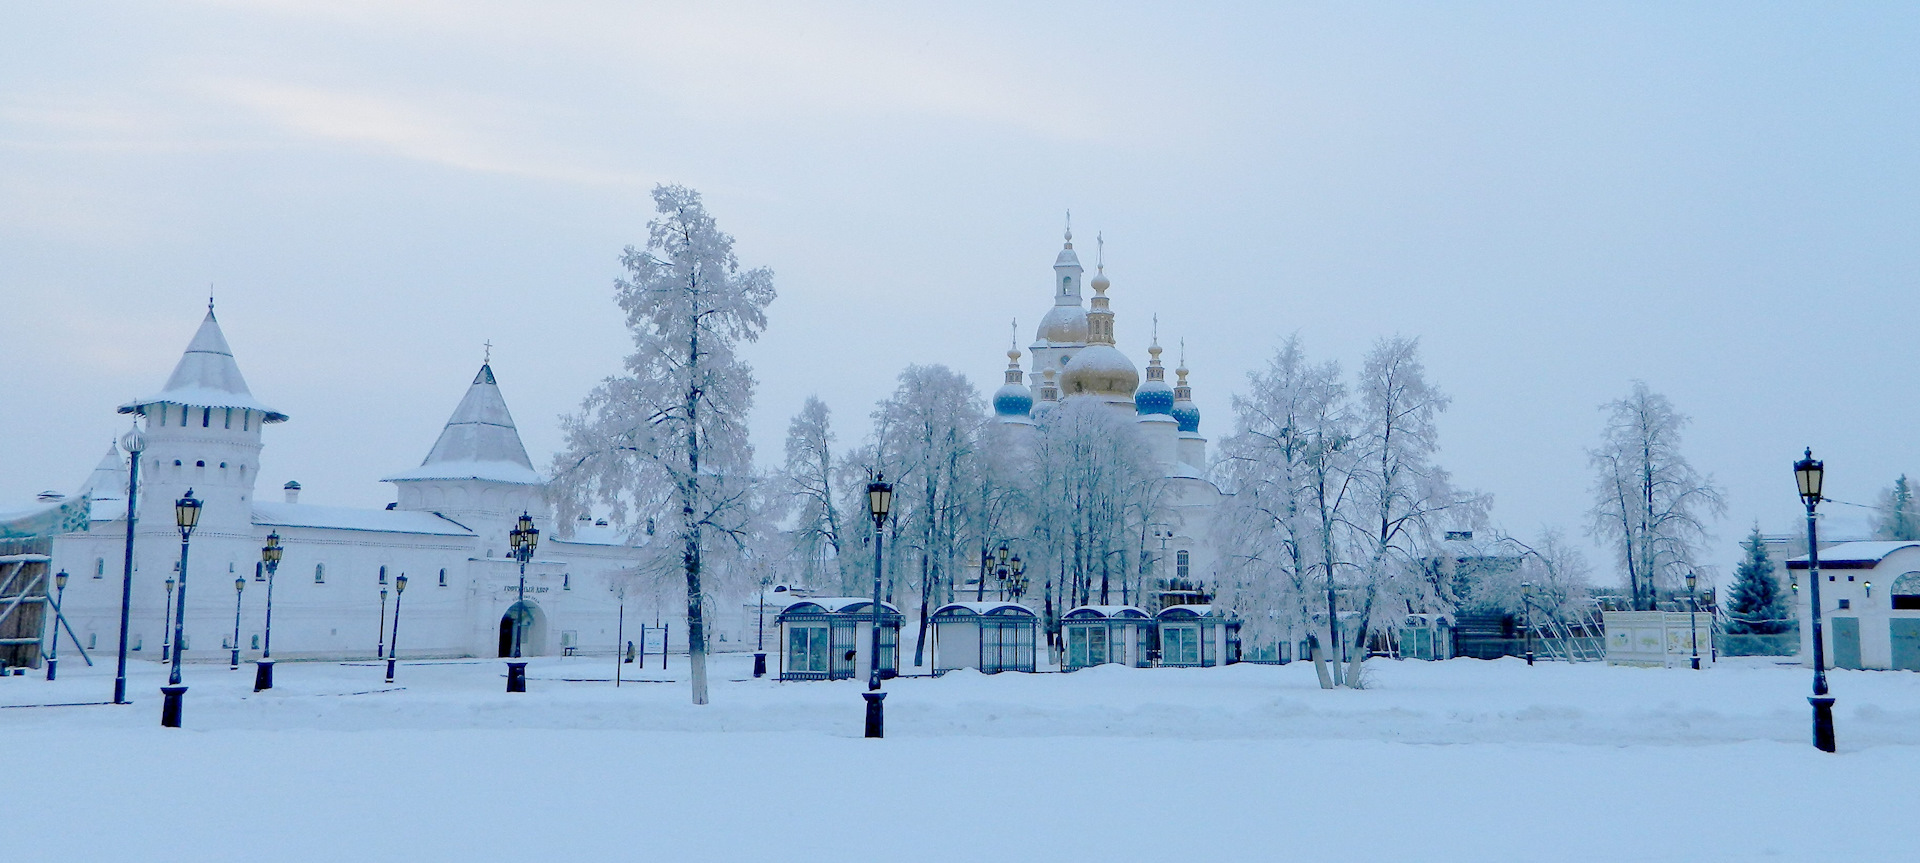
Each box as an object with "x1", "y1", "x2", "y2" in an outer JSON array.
[
  {"x1": 993, "y1": 383, "x2": 1033, "y2": 417},
  {"x1": 1172, "y1": 403, "x2": 1200, "y2": 433},
  {"x1": 1135, "y1": 380, "x2": 1174, "y2": 415}
]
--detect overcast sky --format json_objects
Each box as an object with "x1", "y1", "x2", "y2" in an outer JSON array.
[{"x1": 6, "y1": 2, "x2": 1918, "y2": 583}]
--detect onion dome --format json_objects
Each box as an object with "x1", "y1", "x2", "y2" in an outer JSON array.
[
  {"x1": 1036, "y1": 304, "x2": 1089, "y2": 344},
  {"x1": 992, "y1": 347, "x2": 1034, "y2": 418},
  {"x1": 1135, "y1": 334, "x2": 1173, "y2": 416},
  {"x1": 1059, "y1": 247, "x2": 1137, "y2": 398},
  {"x1": 1171, "y1": 358, "x2": 1201, "y2": 434}
]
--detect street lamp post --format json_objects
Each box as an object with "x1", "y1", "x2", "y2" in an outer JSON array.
[
  {"x1": 1521, "y1": 581, "x2": 1535, "y2": 666},
  {"x1": 112, "y1": 425, "x2": 144, "y2": 704},
  {"x1": 45, "y1": 570, "x2": 68, "y2": 680},
  {"x1": 376, "y1": 585, "x2": 388, "y2": 659},
  {"x1": 385, "y1": 574, "x2": 407, "y2": 683},
  {"x1": 1687, "y1": 570, "x2": 1701, "y2": 671},
  {"x1": 753, "y1": 577, "x2": 769, "y2": 678},
  {"x1": 229, "y1": 575, "x2": 245, "y2": 670},
  {"x1": 864, "y1": 475, "x2": 893, "y2": 738},
  {"x1": 1009, "y1": 555, "x2": 1026, "y2": 601},
  {"x1": 161, "y1": 575, "x2": 175, "y2": 662},
  {"x1": 161, "y1": 489, "x2": 200, "y2": 728},
  {"x1": 506, "y1": 512, "x2": 538, "y2": 693},
  {"x1": 1796, "y1": 449, "x2": 1836, "y2": 752},
  {"x1": 255, "y1": 532, "x2": 281, "y2": 691}
]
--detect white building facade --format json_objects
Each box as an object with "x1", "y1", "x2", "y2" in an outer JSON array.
[{"x1": 48, "y1": 308, "x2": 651, "y2": 663}]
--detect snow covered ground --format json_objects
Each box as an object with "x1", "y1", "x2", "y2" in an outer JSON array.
[{"x1": 6, "y1": 653, "x2": 1915, "y2": 861}]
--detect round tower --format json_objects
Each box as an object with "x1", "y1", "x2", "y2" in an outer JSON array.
[
  {"x1": 1172, "y1": 348, "x2": 1207, "y2": 469},
  {"x1": 1030, "y1": 218, "x2": 1088, "y2": 376},
  {"x1": 1059, "y1": 238, "x2": 1138, "y2": 412}
]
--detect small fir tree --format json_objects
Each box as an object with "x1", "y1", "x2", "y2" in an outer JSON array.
[
  {"x1": 1872, "y1": 475, "x2": 1919, "y2": 541},
  {"x1": 1725, "y1": 525, "x2": 1789, "y2": 634}
]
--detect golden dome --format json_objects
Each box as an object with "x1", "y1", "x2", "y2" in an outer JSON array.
[{"x1": 1060, "y1": 344, "x2": 1138, "y2": 398}]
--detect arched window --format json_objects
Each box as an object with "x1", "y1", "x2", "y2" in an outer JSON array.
[
  {"x1": 223, "y1": 408, "x2": 232, "y2": 429},
  {"x1": 1893, "y1": 572, "x2": 1920, "y2": 610},
  {"x1": 379, "y1": 565, "x2": 387, "y2": 585},
  {"x1": 1062, "y1": 276, "x2": 1071, "y2": 295},
  {"x1": 1176, "y1": 550, "x2": 1191, "y2": 580},
  {"x1": 315, "y1": 563, "x2": 326, "y2": 583},
  {"x1": 438, "y1": 568, "x2": 447, "y2": 587},
  {"x1": 201, "y1": 407, "x2": 211, "y2": 427},
  {"x1": 94, "y1": 558, "x2": 105, "y2": 578}
]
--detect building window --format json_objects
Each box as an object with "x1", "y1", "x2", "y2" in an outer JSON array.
[
  {"x1": 181, "y1": 406, "x2": 188, "y2": 427},
  {"x1": 315, "y1": 563, "x2": 325, "y2": 583},
  {"x1": 379, "y1": 566, "x2": 387, "y2": 585},
  {"x1": 202, "y1": 407, "x2": 211, "y2": 427},
  {"x1": 1062, "y1": 276, "x2": 1071, "y2": 295},
  {"x1": 563, "y1": 572, "x2": 570, "y2": 590},
  {"x1": 1162, "y1": 625, "x2": 1199, "y2": 665},
  {"x1": 224, "y1": 408, "x2": 232, "y2": 429},
  {"x1": 243, "y1": 410, "x2": 250, "y2": 431},
  {"x1": 95, "y1": 558, "x2": 105, "y2": 579},
  {"x1": 787, "y1": 625, "x2": 831, "y2": 674},
  {"x1": 1176, "y1": 550, "x2": 1191, "y2": 580},
  {"x1": 255, "y1": 561, "x2": 264, "y2": 582},
  {"x1": 88, "y1": 633, "x2": 97, "y2": 650},
  {"x1": 1838, "y1": 599, "x2": 1851, "y2": 610},
  {"x1": 438, "y1": 568, "x2": 447, "y2": 587}
]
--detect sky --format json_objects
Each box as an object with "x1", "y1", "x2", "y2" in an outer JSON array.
[{"x1": 5, "y1": 1, "x2": 1919, "y2": 584}]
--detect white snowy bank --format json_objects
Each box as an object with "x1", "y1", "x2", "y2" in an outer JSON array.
[{"x1": 5, "y1": 654, "x2": 1913, "y2": 861}]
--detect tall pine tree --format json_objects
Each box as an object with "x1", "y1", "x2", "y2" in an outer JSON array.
[{"x1": 1725, "y1": 525, "x2": 1789, "y2": 634}]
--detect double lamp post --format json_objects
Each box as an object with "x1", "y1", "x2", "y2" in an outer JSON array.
[{"x1": 506, "y1": 512, "x2": 538, "y2": 693}]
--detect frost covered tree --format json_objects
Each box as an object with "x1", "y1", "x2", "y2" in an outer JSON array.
[
  {"x1": 870, "y1": 364, "x2": 986, "y2": 666},
  {"x1": 1213, "y1": 336, "x2": 1339, "y2": 672},
  {"x1": 1029, "y1": 398, "x2": 1166, "y2": 615},
  {"x1": 1872, "y1": 475, "x2": 1920, "y2": 541},
  {"x1": 782, "y1": 396, "x2": 847, "y2": 591},
  {"x1": 1586, "y1": 382, "x2": 1725, "y2": 611},
  {"x1": 549, "y1": 184, "x2": 775, "y2": 705},
  {"x1": 1725, "y1": 524, "x2": 1790, "y2": 634},
  {"x1": 1478, "y1": 528, "x2": 1592, "y2": 623},
  {"x1": 1341, "y1": 336, "x2": 1485, "y2": 686}
]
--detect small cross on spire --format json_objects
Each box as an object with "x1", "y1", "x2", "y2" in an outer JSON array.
[{"x1": 483, "y1": 340, "x2": 493, "y2": 364}]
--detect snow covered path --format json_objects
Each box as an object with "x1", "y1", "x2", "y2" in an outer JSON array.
[{"x1": 6, "y1": 654, "x2": 1913, "y2": 861}]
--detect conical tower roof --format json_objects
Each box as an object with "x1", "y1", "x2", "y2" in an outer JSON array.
[
  {"x1": 119, "y1": 308, "x2": 287, "y2": 420},
  {"x1": 383, "y1": 363, "x2": 541, "y2": 485},
  {"x1": 78, "y1": 440, "x2": 130, "y2": 501}
]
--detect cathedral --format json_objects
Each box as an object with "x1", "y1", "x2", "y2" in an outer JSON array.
[
  {"x1": 985, "y1": 227, "x2": 1228, "y2": 609},
  {"x1": 42, "y1": 307, "x2": 651, "y2": 663}
]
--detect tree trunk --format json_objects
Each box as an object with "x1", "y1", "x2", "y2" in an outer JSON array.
[
  {"x1": 1309, "y1": 635, "x2": 1334, "y2": 689},
  {"x1": 684, "y1": 318, "x2": 709, "y2": 705}
]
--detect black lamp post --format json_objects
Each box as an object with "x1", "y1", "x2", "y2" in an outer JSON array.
[
  {"x1": 1796, "y1": 449, "x2": 1836, "y2": 752},
  {"x1": 1009, "y1": 555, "x2": 1027, "y2": 601},
  {"x1": 376, "y1": 585, "x2": 388, "y2": 659},
  {"x1": 45, "y1": 569, "x2": 68, "y2": 680},
  {"x1": 864, "y1": 474, "x2": 893, "y2": 739},
  {"x1": 255, "y1": 532, "x2": 281, "y2": 691},
  {"x1": 112, "y1": 425, "x2": 144, "y2": 704},
  {"x1": 753, "y1": 576, "x2": 769, "y2": 678},
  {"x1": 229, "y1": 574, "x2": 245, "y2": 670},
  {"x1": 1687, "y1": 570, "x2": 1701, "y2": 671},
  {"x1": 161, "y1": 575, "x2": 175, "y2": 662},
  {"x1": 506, "y1": 511, "x2": 537, "y2": 693},
  {"x1": 1521, "y1": 581, "x2": 1535, "y2": 666},
  {"x1": 385, "y1": 574, "x2": 406, "y2": 683},
  {"x1": 161, "y1": 489, "x2": 200, "y2": 728}
]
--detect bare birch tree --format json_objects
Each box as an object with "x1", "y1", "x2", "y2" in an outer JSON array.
[
  {"x1": 782, "y1": 396, "x2": 847, "y2": 591},
  {"x1": 1341, "y1": 336, "x2": 1485, "y2": 685},
  {"x1": 1587, "y1": 381, "x2": 1725, "y2": 611},
  {"x1": 549, "y1": 184, "x2": 774, "y2": 705}
]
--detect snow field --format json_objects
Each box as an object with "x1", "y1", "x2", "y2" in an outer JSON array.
[{"x1": 5, "y1": 654, "x2": 1915, "y2": 861}]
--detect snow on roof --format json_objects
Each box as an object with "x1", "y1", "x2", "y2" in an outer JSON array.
[
  {"x1": 119, "y1": 310, "x2": 287, "y2": 421},
  {"x1": 79, "y1": 442, "x2": 129, "y2": 501},
  {"x1": 252, "y1": 502, "x2": 473, "y2": 536},
  {"x1": 1785, "y1": 540, "x2": 1920, "y2": 569},
  {"x1": 383, "y1": 364, "x2": 541, "y2": 485},
  {"x1": 778, "y1": 597, "x2": 903, "y2": 616},
  {"x1": 1156, "y1": 603, "x2": 1221, "y2": 619},
  {"x1": 1063, "y1": 604, "x2": 1149, "y2": 619},
  {"x1": 551, "y1": 522, "x2": 634, "y2": 547},
  {"x1": 931, "y1": 601, "x2": 1036, "y2": 617}
]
